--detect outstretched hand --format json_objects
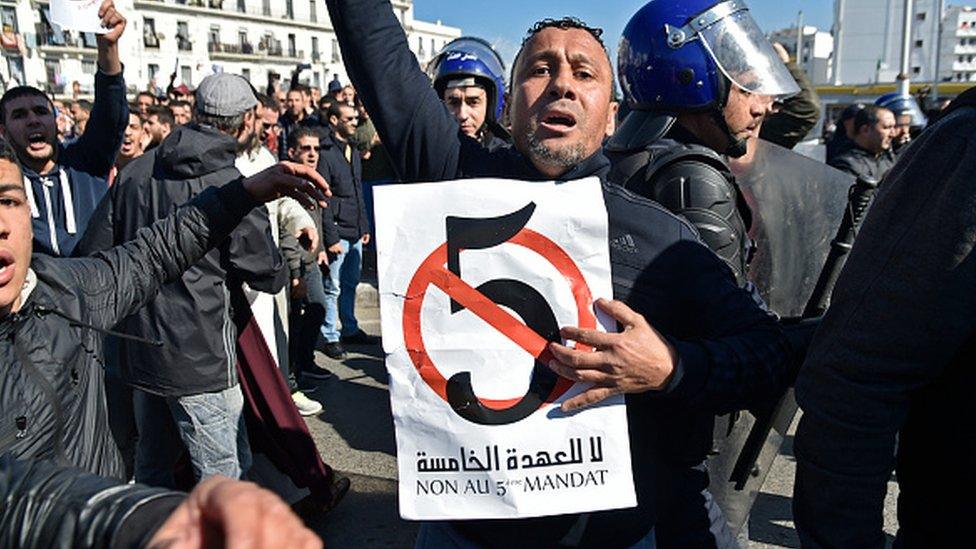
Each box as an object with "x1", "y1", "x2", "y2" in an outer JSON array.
[
  {"x1": 243, "y1": 162, "x2": 331, "y2": 210},
  {"x1": 147, "y1": 477, "x2": 321, "y2": 549},
  {"x1": 548, "y1": 298, "x2": 677, "y2": 412}
]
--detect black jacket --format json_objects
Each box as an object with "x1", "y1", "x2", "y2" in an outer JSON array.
[
  {"x1": 794, "y1": 88, "x2": 976, "y2": 549},
  {"x1": 75, "y1": 125, "x2": 287, "y2": 397},
  {"x1": 828, "y1": 144, "x2": 897, "y2": 183},
  {"x1": 1, "y1": 181, "x2": 260, "y2": 479},
  {"x1": 318, "y1": 129, "x2": 369, "y2": 242},
  {"x1": 0, "y1": 453, "x2": 183, "y2": 548},
  {"x1": 329, "y1": 0, "x2": 795, "y2": 545}
]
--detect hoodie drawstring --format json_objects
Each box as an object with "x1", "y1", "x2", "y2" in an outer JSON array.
[{"x1": 23, "y1": 168, "x2": 77, "y2": 255}]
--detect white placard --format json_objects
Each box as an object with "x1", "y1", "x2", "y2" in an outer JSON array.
[
  {"x1": 51, "y1": 0, "x2": 107, "y2": 35},
  {"x1": 375, "y1": 178, "x2": 637, "y2": 520}
]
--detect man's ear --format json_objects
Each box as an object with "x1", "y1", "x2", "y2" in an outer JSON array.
[{"x1": 605, "y1": 101, "x2": 620, "y2": 138}]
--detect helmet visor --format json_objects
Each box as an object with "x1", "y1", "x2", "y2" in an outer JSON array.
[
  {"x1": 427, "y1": 37, "x2": 506, "y2": 85},
  {"x1": 698, "y1": 9, "x2": 800, "y2": 99}
]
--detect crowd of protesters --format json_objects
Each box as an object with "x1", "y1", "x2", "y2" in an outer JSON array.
[{"x1": 0, "y1": 0, "x2": 973, "y2": 547}]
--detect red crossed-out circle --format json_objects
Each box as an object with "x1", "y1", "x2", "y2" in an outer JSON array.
[{"x1": 402, "y1": 227, "x2": 596, "y2": 411}]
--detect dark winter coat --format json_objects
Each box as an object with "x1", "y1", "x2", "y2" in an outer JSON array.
[
  {"x1": 318, "y1": 129, "x2": 369, "y2": 242},
  {"x1": 794, "y1": 86, "x2": 976, "y2": 549},
  {"x1": 75, "y1": 124, "x2": 286, "y2": 397}
]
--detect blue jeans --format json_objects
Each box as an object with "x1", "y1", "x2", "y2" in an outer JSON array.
[
  {"x1": 415, "y1": 522, "x2": 656, "y2": 548},
  {"x1": 320, "y1": 237, "x2": 362, "y2": 342},
  {"x1": 133, "y1": 384, "x2": 251, "y2": 489},
  {"x1": 291, "y1": 264, "x2": 328, "y2": 375}
]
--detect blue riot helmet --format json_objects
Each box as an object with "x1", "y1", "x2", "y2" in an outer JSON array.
[
  {"x1": 427, "y1": 37, "x2": 507, "y2": 122},
  {"x1": 610, "y1": 0, "x2": 800, "y2": 155},
  {"x1": 875, "y1": 92, "x2": 927, "y2": 128}
]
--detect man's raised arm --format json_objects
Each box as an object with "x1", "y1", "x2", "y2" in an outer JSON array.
[
  {"x1": 64, "y1": 0, "x2": 128, "y2": 177},
  {"x1": 326, "y1": 0, "x2": 476, "y2": 181}
]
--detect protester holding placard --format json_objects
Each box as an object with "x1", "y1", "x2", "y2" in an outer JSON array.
[
  {"x1": 327, "y1": 0, "x2": 800, "y2": 545},
  {"x1": 0, "y1": 0, "x2": 127, "y2": 257}
]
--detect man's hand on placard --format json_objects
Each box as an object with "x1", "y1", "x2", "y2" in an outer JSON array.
[
  {"x1": 242, "y1": 162, "x2": 331, "y2": 210},
  {"x1": 361, "y1": 233, "x2": 371, "y2": 245},
  {"x1": 547, "y1": 298, "x2": 678, "y2": 412},
  {"x1": 96, "y1": 0, "x2": 126, "y2": 75},
  {"x1": 146, "y1": 476, "x2": 321, "y2": 549}
]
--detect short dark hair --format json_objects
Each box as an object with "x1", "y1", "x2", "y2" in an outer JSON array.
[
  {"x1": 256, "y1": 92, "x2": 279, "y2": 112},
  {"x1": 327, "y1": 102, "x2": 353, "y2": 121},
  {"x1": 287, "y1": 126, "x2": 320, "y2": 150},
  {"x1": 289, "y1": 84, "x2": 309, "y2": 97},
  {"x1": 318, "y1": 96, "x2": 334, "y2": 111},
  {"x1": 136, "y1": 91, "x2": 157, "y2": 103},
  {"x1": 169, "y1": 99, "x2": 190, "y2": 110},
  {"x1": 75, "y1": 99, "x2": 93, "y2": 113},
  {"x1": 147, "y1": 105, "x2": 174, "y2": 126},
  {"x1": 854, "y1": 105, "x2": 891, "y2": 133},
  {"x1": 127, "y1": 103, "x2": 144, "y2": 120},
  {"x1": 0, "y1": 86, "x2": 54, "y2": 124},
  {"x1": 513, "y1": 17, "x2": 615, "y2": 98}
]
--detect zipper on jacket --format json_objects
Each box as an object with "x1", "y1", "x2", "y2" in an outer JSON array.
[
  {"x1": 33, "y1": 304, "x2": 164, "y2": 347},
  {"x1": 0, "y1": 417, "x2": 25, "y2": 451},
  {"x1": 13, "y1": 339, "x2": 69, "y2": 466}
]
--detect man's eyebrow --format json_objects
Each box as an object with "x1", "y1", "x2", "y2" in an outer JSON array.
[{"x1": 0, "y1": 183, "x2": 25, "y2": 194}]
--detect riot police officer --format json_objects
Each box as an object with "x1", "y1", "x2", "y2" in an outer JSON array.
[
  {"x1": 606, "y1": 1, "x2": 802, "y2": 545},
  {"x1": 427, "y1": 37, "x2": 511, "y2": 150},
  {"x1": 606, "y1": 0, "x2": 799, "y2": 287},
  {"x1": 874, "y1": 91, "x2": 927, "y2": 154}
]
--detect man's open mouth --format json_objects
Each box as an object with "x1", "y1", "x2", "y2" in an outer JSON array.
[
  {"x1": 540, "y1": 110, "x2": 578, "y2": 132},
  {"x1": 27, "y1": 132, "x2": 49, "y2": 150},
  {"x1": 0, "y1": 252, "x2": 14, "y2": 286}
]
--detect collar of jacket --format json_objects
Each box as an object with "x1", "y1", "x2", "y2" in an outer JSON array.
[
  {"x1": 551, "y1": 150, "x2": 611, "y2": 182},
  {"x1": 156, "y1": 124, "x2": 239, "y2": 178},
  {"x1": 0, "y1": 269, "x2": 38, "y2": 339},
  {"x1": 321, "y1": 128, "x2": 350, "y2": 150},
  {"x1": 850, "y1": 143, "x2": 888, "y2": 160}
]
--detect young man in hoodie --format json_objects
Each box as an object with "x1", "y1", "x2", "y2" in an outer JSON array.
[{"x1": 0, "y1": 0, "x2": 127, "y2": 257}]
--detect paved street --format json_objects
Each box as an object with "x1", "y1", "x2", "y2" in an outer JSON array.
[{"x1": 301, "y1": 285, "x2": 899, "y2": 547}]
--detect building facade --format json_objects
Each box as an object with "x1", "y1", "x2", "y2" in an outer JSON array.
[
  {"x1": 832, "y1": 0, "x2": 942, "y2": 85},
  {"x1": 0, "y1": 0, "x2": 460, "y2": 98},
  {"x1": 941, "y1": 5, "x2": 976, "y2": 82},
  {"x1": 768, "y1": 25, "x2": 834, "y2": 85}
]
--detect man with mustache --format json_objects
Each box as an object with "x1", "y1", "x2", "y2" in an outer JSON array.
[{"x1": 327, "y1": 0, "x2": 800, "y2": 545}]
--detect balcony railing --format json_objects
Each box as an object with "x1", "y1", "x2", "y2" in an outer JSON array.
[
  {"x1": 177, "y1": 36, "x2": 192, "y2": 51},
  {"x1": 134, "y1": 0, "x2": 322, "y2": 26},
  {"x1": 35, "y1": 26, "x2": 97, "y2": 49},
  {"x1": 209, "y1": 40, "x2": 304, "y2": 60}
]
